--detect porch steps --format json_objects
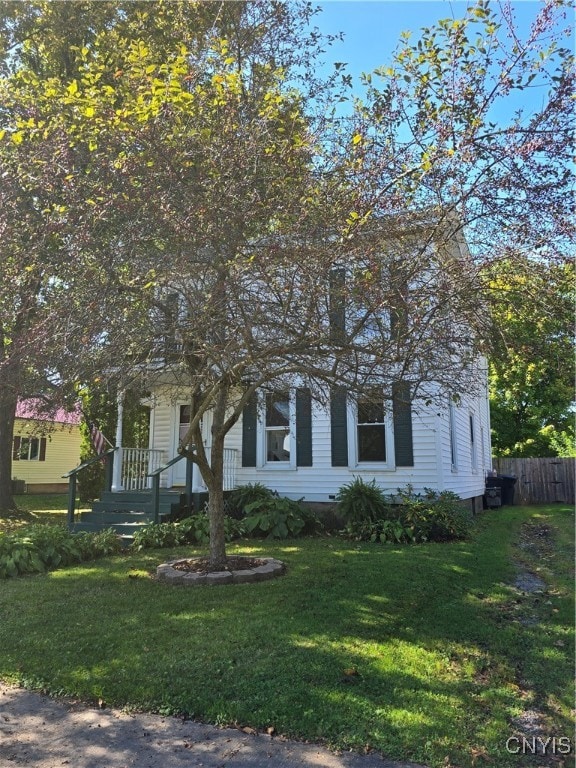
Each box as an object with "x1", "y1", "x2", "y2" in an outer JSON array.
[{"x1": 70, "y1": 490, "x2": 184, "y2": 543}]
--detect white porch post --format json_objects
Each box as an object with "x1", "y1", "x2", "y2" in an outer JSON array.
[{"x1": 111, "y1": 389, "x2": 125, "y2": 492}]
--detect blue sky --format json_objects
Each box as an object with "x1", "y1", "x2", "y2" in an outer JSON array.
[
  {"x1": 313, "y1": 1, "x2": 557, "y2": 73},
  {"x1": 310, "y1": 1, "x2": 569, "y2": 117}
]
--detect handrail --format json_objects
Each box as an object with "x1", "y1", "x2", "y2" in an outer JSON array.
[
  {"x1": 147, "y1": 452, "x2": 186, "y2": 477},
  {"x1": 62, "y1": 447, "x2": 117, "y2": 478},
  {"x1": 63, "y1": 448, "x2": 118, "y2": 530},
  {"x1": 147, "y1": 452, "x2": 191, "y2": 524}
]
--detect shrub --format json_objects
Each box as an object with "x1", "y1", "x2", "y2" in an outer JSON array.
[
  {"x1": 243, "y1": 496, "x2": 320, "y2": 539},
  {"x1": 0, "y1": 533, "x2": 45, "y2": 578},
  {"x1": 336, "y1": 477, "x2": 389, "y2": 528},
  {"x1": 398, "y1": 487, "x2": 473, "y2": 542},
  {"x1": 23, "y1": 524, "x2": 81, "y2": 568},
  {"x1": 0, "y1": 524, "x2": 124, "y2": 578},
  {"x1": 228, "y1": 483, "x2": 276, "y2": 518},
  {"x1": 131, "y1": 514, "x2": 245, "y2": 551},
  {"x1": 337, "y1": 482, "x2": 473, "y2": 544}
]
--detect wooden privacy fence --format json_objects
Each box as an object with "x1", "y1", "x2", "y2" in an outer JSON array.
[{"x1": 492, "y1": 457, "x2": 575, "y2": 505}]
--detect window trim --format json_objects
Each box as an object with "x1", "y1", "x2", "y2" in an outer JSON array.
[
  {"x1": 256, "y1": 390, "x2": 296, "y2": 470},
  {"x1": 13, "y1": 436, "x2": 44, "y2": 461},
  {"x1": 347, "y1": 392, "x2": 395, "y2": 471}
]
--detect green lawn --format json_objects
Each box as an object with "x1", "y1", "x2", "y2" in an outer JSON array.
[
  {"x1": 0, "y1": 494, "x2": 86, "y2": 533},
  {"x1": 0, "y1": 504, "x2": 573, "y2": 768}
]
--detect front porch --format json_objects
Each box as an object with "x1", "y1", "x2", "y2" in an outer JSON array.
[{"x1": 64, "y1": 447, "x2": 238, "y2": 541}]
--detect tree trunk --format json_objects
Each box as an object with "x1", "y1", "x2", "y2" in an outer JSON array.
[
  {"x1": 204, "y1": 383, "x2": 230, "y2": 570},
  {"x1": 207, "y1": 434, "x2": 226, "y2": 569},
  {"x1": 0, "y1": 389, "x2": 18, "y2": 513}
]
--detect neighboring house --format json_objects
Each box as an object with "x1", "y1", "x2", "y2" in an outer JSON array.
[
  {"x1": 13, "y1": 400, "x2": 82, "y2": 493},
  {"x1": 144, "y1": 375, "x2": 491, "y2": 513}
]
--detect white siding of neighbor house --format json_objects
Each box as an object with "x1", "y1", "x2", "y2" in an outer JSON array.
[
  {"x1": 148, "y1": 379, "x2": 491, "y2": 502},
  {"x1": 12, "y1": 419, "x2": 82, "y2": 491}
]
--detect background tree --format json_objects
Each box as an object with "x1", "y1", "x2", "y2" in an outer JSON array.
[{"x1": 487, "y1": 257, "x2": 575, "y2": 457}]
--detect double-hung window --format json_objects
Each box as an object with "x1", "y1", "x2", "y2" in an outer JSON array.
[
  {"x1": 19, "y1": 437, "x2": 40, "y2": 461},
  {"x1": 357, "y1": 394, "x2": 387, "y2": 462},
  {"x1": 13, "y1": 436, "x2": 46, "y2": 462},
  {"x1": 347, "y1": 390, "x2": 394, "y2": 469},
  {"x1": 264, "y1": 391, "x2": 291, "y2": 464}
]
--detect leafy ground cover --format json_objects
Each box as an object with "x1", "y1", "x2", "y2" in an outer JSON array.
[{"x1": 0, "y1": 504, "x2": 573, "y2": 768}]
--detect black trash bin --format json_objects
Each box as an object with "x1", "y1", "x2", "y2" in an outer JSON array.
[
  {"x1": 485, "y1": 476, "x2": 502, "y2": 508},
  {"x1": 499, "y1": 475, "x2": 517, "y2": 506}
]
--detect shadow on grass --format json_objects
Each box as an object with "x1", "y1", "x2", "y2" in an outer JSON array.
[{"x1": 0, "y1": 506, "x2": 573, "y2": 768}]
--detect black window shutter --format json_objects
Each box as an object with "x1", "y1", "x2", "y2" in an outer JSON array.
[
  {"x1": 330, "y1": 387, "x2": 348, "y2": 467},
  {"x1": 329, "y1": 268, "x2": 346, "y2": 342},
  {"x1": 296, "y1": 388, "x2": 312, "y2": 467},
  {"x1": 393, "y1": 382, "x2": 414, "y2": 467},
  {"x1": 12, "y1": 436, "x2": 20, "y2": 461},
  {"x1": 39, "y1": 437, "x2": 47, "y2": 462},
  {"x1": 241, "y1": 392, "x2": 258, "y2": 467}
]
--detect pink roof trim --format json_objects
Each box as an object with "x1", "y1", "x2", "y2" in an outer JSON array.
[{"x1": 16, "y1": 399, "x2": 82, "y2": 426}]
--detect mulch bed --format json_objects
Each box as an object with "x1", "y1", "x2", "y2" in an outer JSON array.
[{"x1": 171, "y1": 556, "x2": 268, "y2": 575}]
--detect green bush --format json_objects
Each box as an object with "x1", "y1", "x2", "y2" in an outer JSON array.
[
  {"x1": 336, "y1": 477, "x2": 389, "y2": 528},
  {"x1": 77, "y1": 460, "x2": 105, "y2": 503},
  {"x1": 78, "y1": 528, "x2": 124, "y2": 558},
  {"x1": 338, "y1": 482, "x2": 473, "y2": 543},
  {"x1": 131, "y1": 514, "x2": 244, "y2": 551},
  {"x1": 0, "y1": 525, "x2": 123, "y2": 578},
  {"x1": 228, "y1": 483, "x2": 276, "y2": 518},
  {"x1": 243, "y1": 496, "x2": 320, "y2": 539},
  {"x1": 397, "y1": 487, "x2": 473, "y2": 542}
]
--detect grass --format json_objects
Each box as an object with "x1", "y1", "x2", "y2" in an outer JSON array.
[
  {"x1": 0, "y1": 504, "x2": 573, "y2": 768},
  {"x1": 0, "y1": 494, "x2": 87, "y2": 532}
]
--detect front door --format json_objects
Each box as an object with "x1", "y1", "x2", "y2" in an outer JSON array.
[{"x1": 172, "y1": 404, "x2": 207, "y2": 487}]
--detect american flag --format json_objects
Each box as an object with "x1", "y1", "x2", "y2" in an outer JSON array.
[{"x1": 90, "y1": 423, "x2": 110, "y2": 455}]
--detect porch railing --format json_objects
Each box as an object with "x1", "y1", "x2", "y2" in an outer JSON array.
[
  {"x1": 121, "y1": 448, "x2": 164, "y2": 491},
  {"x1": 223, "y1": 448, "x2": 238, "y2": 491},
  {"x1": 62, "y1": 447, "x2": 118, "y2": 530}
]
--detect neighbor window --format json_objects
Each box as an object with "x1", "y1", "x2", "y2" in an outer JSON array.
[{"x1": 18, "y1": 437, "x2": 40, "y2": 461}]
